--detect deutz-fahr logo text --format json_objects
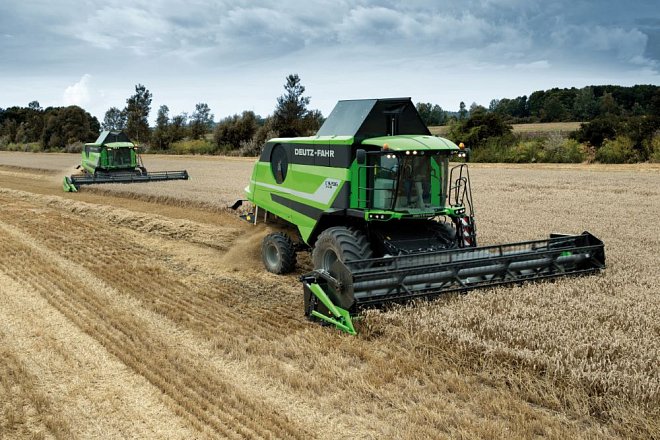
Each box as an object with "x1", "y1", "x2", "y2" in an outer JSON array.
[{"x1": 294, "y1": 148, "x2": 335, "y2": 158}]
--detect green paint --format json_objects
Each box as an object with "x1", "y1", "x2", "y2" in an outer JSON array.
[{"x1": 307, "y1": 282, "x2": 356, "y2": 335}]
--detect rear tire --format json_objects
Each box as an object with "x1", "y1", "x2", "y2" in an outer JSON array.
[{"x1": 262, "y1": 233, "x2": 296, "y2": 274}]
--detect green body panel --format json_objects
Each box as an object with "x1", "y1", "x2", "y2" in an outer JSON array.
[
  {"x1": 80, "y1": 141, "x2": 139, "y2": 174},
  {"x1": 248, "y1": 162, "x2": 350, "y2": 242},
  {"x1": 307, "y1": 282, "x2": 356, "y2": 335},
  {"x1": 246, "y1": 134, "x2": 462, "y2": 244},
  {"x1": 62, "y1": 176, "x2": 77, "y2": 192}
]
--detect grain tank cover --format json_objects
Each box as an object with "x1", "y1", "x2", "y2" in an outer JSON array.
[
  {"x1": 93, "y1": 130, "x2": 132, "y2": 146},
  {"x1": 316, "y1": 98, "x2": 430, "y2": 140}
]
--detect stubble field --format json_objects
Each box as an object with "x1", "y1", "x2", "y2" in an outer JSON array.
[{"x1": 0, "y1": 151, "x2": 658, "y2": 439}]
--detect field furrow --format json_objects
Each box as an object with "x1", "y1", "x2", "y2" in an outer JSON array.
[
  {"x1": 0, "y1": 331, "x2": 71, "y2": 440},
  {"x1": 0, "y1": 218, "x2": 312, "y2": 439},
  {"x1": 0, "y1": 194, "x2": 305, "y2": 343}
]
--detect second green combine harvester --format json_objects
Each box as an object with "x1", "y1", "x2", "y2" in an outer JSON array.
[
  {"x1": 63, "y1": 131, "x2": 188, "y2": 192},
  {"x1": 237, "y1": 98, "x2": 605, "y2": 334}
]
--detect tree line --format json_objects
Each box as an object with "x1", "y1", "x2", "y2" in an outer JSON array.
[
  {"x1": 0, "y1": 74, "x2": 323, "y2": 154},
  {"x1": 1, "y1": 80, "x2": 657, "y2": 162},
  {"x1": 414, "y1": 85, "x2": 659, "y2": 163},
  {"x1": 0, "y1": 101, "x2": 100, "y2": 151},
  {"x1": 98, "y1": 74, "x2": 322, "y2": 155},
  {"x1": 415, "y1": 85, "x2": 659, "y2": 127}
]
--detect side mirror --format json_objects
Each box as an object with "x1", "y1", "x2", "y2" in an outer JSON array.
[{"x1": 356, "y1": 149, "x2": 366, "y2": 165}]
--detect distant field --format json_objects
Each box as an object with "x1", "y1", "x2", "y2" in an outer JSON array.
[{"x1": 429, "y1": 121, "x2": 583, "y2": 136}]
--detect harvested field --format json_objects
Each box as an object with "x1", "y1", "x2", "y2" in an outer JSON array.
[
  {"x1": 0, "y1": 151, "x2": 658, "y2": 439},
  {"x1": 429, "y1": 122, "x2": 583, "y2": 137}
]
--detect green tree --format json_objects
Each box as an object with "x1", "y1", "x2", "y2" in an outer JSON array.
[
  {"x1": 214, "y1": 110, "x2": 258, "y2": 150},
  {"x1": 570, "y1": 116, "x2": 618, "y2": 147},
  {"x1": 416, "y1": 102, "x2": 447, "y2": 126},
  {"x1": 599, "y1": 92, "x2": 620, "y2": 116},
  {"x1": 541, "y1": 95, "x2": 566, "y2": 122},
  {"x1": 1, "y1": 117, "x2": 18, "y2": 143},
  {"x1": 447, "y1": 108, "x2": 512, "y2": 148},
  {"x1": 168, "y1": 113, "x2": 188, "y2": 144},
  {"x1": 469, "y1": 102, "x2": 486, "y2": 116},
  {"x1": 527, "y1": 90, "x2": 547, "y2": 120},
  {"x1": 26, "y1": 103, "x2": 44, "y2": 142},
  {"x1": 125, "y1": 84, "x2": 152, "y2": 143},
  {"x1": 0, "y1": 105, "x2": 44, "y2": 143},
  {"x1": 273, "y1": 74, "x2": 321, "y2": 137},
  {"x1": 572, "y1": 87, "x2": 598, "y2": 120},
  {"x1": 301, "y1": 109, "x2": 324, "y2": 134},
  {"x1": 102, "y1": 107, "x2": 127, "y2": 131},
  {"x1": 15, "y1": 123, "x2": 27, "y2": 143},
  {"x1": 189, "y1": 102, "x2": 214, "y2": 140},
  {"x1": 152, "y1": 105, "x2": 171, "y2": 150},
  {"x1": 631, "y1": 102, "x2": 644, "y2": 116},
  {"x1": 41, "y1": 106, "x2": 99, "y2": 149},
  {"x1": 458, "y1": 101, "x2": 467, "y2": 120}
]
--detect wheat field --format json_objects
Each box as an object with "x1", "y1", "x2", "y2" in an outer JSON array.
[
  {"x1": 429, "y1": 122, "x2": 583, "y2": 137},
  {"x1": 0, "y1": 151, "x2": 658, "y2": 439}
]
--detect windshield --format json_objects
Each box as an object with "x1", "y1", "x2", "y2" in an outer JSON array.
[
  {"x1": 108, "y1": 148, "x2": 133, "y2": 167},
  {"x1": 370, "y1": 153, "x2": 440, "y2": 211}
]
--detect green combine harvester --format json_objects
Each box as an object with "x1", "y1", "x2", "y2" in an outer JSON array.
[
  {"x1": 235, "y1": 98, "x2": 605, "y2": 334},
  {"x1": 63, "y1": 131, "x2": 188, "y2": 192}
]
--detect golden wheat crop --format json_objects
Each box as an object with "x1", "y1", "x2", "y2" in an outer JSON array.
[{"x1": 0, "y1": 152, "x2": 658, "y2": 439}]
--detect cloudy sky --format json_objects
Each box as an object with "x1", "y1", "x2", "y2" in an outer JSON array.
[{"x1": 1, "y1": 1, "x2": 658, "y2": 122}]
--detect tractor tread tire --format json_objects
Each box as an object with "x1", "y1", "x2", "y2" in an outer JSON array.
[
  {"x1": 312, "y1": 226, "x2": 373, "y2": 270},
  {"x1": 433, "y1": 221, "x2": 458, "y2": 249},
  {"x1": 311, "y1": 226, "x2": 373, "y2": 309},
  {"x1": 262, "y1": 232, "x2": 297, "y2": 274}
]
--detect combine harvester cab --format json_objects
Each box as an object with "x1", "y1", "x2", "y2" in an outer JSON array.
[
  {"x1": 63, "y1": 130, "x2": 188, "y2": 192},
  {"x1": 238, "y1": 98, "x2": 605, "y2": 334}
]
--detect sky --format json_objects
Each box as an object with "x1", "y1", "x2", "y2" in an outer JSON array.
[{"x1": 1, "y1": 0, "x2": 659, "y2": 123}]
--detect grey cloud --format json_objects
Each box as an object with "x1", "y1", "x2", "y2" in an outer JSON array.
[{"x1": 1, "y1": 0, "x2": 656, "y2": 71}]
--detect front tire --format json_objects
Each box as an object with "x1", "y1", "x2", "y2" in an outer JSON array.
[
  {"x1": 433, "y1": 221, "x2": 458, "y2": 249},
  {"x1": 311, "y1": 227, "x2": 372, "y2": 309},
  {"x1": 261, "y1": 233, "x2": 296, "y2": 274}
]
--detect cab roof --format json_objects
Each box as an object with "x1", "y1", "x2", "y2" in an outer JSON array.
[
  {"x1": 362, "y1": 135, "x2": 459, "y2": 151},
  {"x1": 86, "y1": 130, "x2": 135, "y2": 147}
]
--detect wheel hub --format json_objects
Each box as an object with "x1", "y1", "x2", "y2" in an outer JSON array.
[{"x1": 265, "y1": 243, "x2": 280, "y2": 267}]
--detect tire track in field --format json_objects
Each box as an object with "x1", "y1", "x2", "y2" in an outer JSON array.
[
  {"x1": 0, "y1": 233, "x2": 247, "y2": 438},
  {"x1": 0, "y1": 221, "x2": 313, "y2": 439},
  {"x1": 0, "y1": 196, "x2": 307, "y2": 343},
  {"x1": 0, "y1": 272, "x2": 199, "y2": 439},
  {"x1": 0, "y1": 191, "x2": 371, "y2": 438},
  {"x1": 0, "y1": 331, "x2": 72, "y2": 440}
]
